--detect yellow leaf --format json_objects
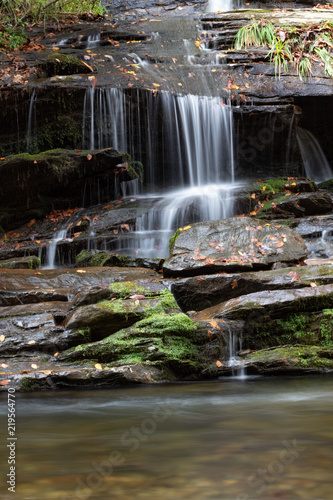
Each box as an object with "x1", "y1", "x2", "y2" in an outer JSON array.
[
  {"x1": 28, "y1": 340, "x2": 36, "y2": 345},
  {"x1": 95, "y1": 363, "x2": 103, "y2": 370},
  {"x1": 0, "y1": 335, "x2": 5, "y2": 342},
  {"x1": 152, "y1": 83, "x2": 160, "y2": 87},
  {"x1": 262, "y1": 186, "x2": 266, "y2": 191},
  {"x1": 52, "y1": 47, "x2": 60, "y2": 50},
  {"x1": 183, "y1": 225, "x2": 191, "y2": 231},
  {"x1": 195, "y1": 40, "x2": 201, "y2": 47},
  {"x1": 31, "y1": 364, "x2": 39, "y2": 369},
  {"x1": 76, "y1": 270, "x2": 86, "y2": 273}
]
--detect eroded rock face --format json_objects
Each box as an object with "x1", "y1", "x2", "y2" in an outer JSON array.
[{"x1": 163, "y1": 217, "x2": 308, "y2": 277}]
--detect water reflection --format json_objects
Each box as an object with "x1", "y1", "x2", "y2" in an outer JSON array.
[{"x1": 0, "y1": 377, "x2": 332, "y2": 499}]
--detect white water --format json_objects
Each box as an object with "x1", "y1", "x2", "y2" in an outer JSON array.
[
  {"x1": 206, "y1": 0, "x2": 244, "y2": 12},
  {"x1": 43, "y1": 229, "x2": 68, "y2": 269},
  {"x1": 297, "y1": 127, "x2": 333, "y2": 182},
  {"x1": 82, "y1": 88, "x2": 237, "y2": 257},
  {"x1": 27, "y1": 88, "x2": 36, "y2": 153}
]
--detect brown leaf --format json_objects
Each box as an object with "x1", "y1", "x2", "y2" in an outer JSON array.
[
  {"x1": 208, "y1": 330, "x2": 214, "y2": 340},
  {"x1": 291, "y1": 274, "x2": 300, "y2": 282},
  {"x1": 231, "y1": 279, "x2": 238, "y2": 289},
  {"x1": 129, "y1": 294, "x2": 146, "y2": 300},
  {"x1": 276, "y1": 241, "x2": 284, "y2": 248},
  {"x1": 310, "y1": 282, "x2": 317, "y2": 287},
  {"x1": 0, "y1": 379, "x2": 10, "y2": 386}
]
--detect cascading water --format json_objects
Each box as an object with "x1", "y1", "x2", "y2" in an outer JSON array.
[
  {"x1": 206, "y1": 0, "x2": 244, "y2": 12},
  {"x1": 226, "y1": 325, "x2": 247, "y2": 378},
  {"x1": 82, "y1": 88, "x2": 239, "y2": 257},
  {"x1": 43, "y1": 229, "x2": 68, "y2": 269},
  {"x1": 297, "y1": 127, "x2": 333, "y2": 182}
]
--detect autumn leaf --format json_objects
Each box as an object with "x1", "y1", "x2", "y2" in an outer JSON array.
[
  {"x1": 87, "y1": 153, "x2": 92, "y2": 160},
  {"x1": 208, "y1": 330, "x2": 214, "y2": 340},
  {"x1": 276, "y1": 241, "x2": 284, "y2": 248},
  {"x1": 0, "y1": 380, "x2": 10, "y2": 386},
  {"x1": 209, "y1": 320, "x2": 221, "y2": 330},
  {"x1": 199, "y1": 255, "x2": 207, "y2": 260},
  {"x1": 216, "y1": 360, "x2": 223, "y2": 367},
  {"x1": 1, "y1": 363, "x2": 8, "y2": 368},
  {"x1": 310, "y1": 282, "x2": 317, "y2": 287},
  {"x1": 129, "y1": 294, "x2": 146, "y2": 300},
  {"x1": 28, "y1": 340, "x2": 36, "y2": 345},
  {"x1": 262, "y1": 186, "x2": 266, "y2": 191},
  {"x1": 76, "y1": 270, "x2": 86, "y2": 273},
  {"x1": 27, "y1": 219, "x2": 36, "y2": 228},
  {"x1": 0, "y1": 335, "x2": 5, "y2": 342},
  {"x1": 121, "y1": 224, "x2": 130, "y2": 231},
  {"x1": 194, "y1": 248, "x2": 200, "y2": 255},
  {"x1": 95, "y1": 363, "x2": 103, "y2": 370},
  {"x1": 43, "y1": 370, "x2": 52, "y2": 375},
  {"x1": 291, "y1": 274, "x2": 300, "y2": 282},
  {"x1": 231, "y1": 279, "x2": 238, "y2": 289},
  {"x1": 250, "y1": 193, "x2": 256, "y2": 199},
  {"x1": 256, "y1": 226, "x2": 262, "y2": 230},
  {"x1": 31, "y1": 364, "x2": 39, "y2": 369},
  {"x1": 153, "y1": 83, "x2": 161, "y2": 87},
  {"x1": 209, "y1": 242, "x2": 216, "y2": 247}
]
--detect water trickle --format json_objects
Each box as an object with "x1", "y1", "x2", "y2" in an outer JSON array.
[
  {"x1": 27, "y1": 89, "x2": 37, "y2": 153},
  {"x1": 297, "y1": 127, "x2": 333, "y2": 182},
  {"x1": 43, "y1": 229, "x2": 68, "y2": 269},
  {"x1": 86, "y1": 34, "x2": 101, "y2": 49}
]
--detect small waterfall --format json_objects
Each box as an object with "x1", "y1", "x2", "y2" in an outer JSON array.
[
  {"x1": 226, "y1": 325, "x2": 247, "y2": 378},
  {"x1": 27, "y1": 89, "x2": 37, "y2": 153},
  {"x1": 86, "y1": 34, "x2": 101, "y2": 49},
  {"x1": 43, "y1": 229, "x2": 68, "y2": 269},
  {"x1": 297, "y1": 127, "x2": 333, "y2": 182}
]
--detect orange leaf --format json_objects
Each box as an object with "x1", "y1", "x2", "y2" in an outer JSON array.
[
  {"x1": 199, "y1": 255, "x2": 207, "y2": 260},
  {"x1": 27, "y1": 219, "x2": 36, "y2": 227},
  {"x1": 208, "y1": 330, "x2": 213, "y2": 340},
  {"x1": 291, "y1": 274, "x2": 300, "y2": 282},
  {"x1": 251, "y1": 193, "x2": 256, "y2": 199},
  {"x1": 256, "y1": 226, "x2": 262, "y2": 230},
  {"x1": 216, "y1": 360, "x2": 223, "y2": 367},
  {"x1": 310, "y1": 282, "x2": 317, "y2": 287},
  {"x1": 231, "y1": 279, "x2": 238, "y2": 289},
  {"x1": 28, "y1": 340, "x2": 36, "y2": 345},
  {"x1": 276, "y1": 241, "x2": 284, "y2": 247},
  {"x1": 0, "y1": 380, "x2": 10, "y2": 386},
  {"x1": 87, "y1": 153, "x2": 92, "y2": 160}
]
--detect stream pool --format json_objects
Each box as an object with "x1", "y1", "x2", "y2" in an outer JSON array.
[{"x1": 1, "y1": 376, "x2": 332, "y2": 500}]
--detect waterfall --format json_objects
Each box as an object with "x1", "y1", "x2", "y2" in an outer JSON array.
[
  {"x1": 82, "y1": 88, "x2": 238, "y2": 257},
  {"x1": 226, "y1": 325, "x2": 247, "y2": 378},
  {"x1": 43, "y1": 229, "x2": 68, "y2": 269},
  {"x1": 297, "y1": 127, "x2": 333, "y2": 182}
]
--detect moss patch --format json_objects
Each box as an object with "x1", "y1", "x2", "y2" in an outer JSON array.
[{"x1": 247, "y1": 345, "x2": 333, "y2": 371}]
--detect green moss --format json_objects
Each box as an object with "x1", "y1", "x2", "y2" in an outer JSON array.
[
  {"x1": 20, "y1": 377, "x2": 40, "y2": 392},
  {"x1": 247, "y1": 345, "x2": 333, "y2": 370},
  {"x1": 146, "y1": 289, "x2": 179, "y2": 315},
  {"x1": 29, "y1": 257, "x2": 41, "y2": 269},
  {"x1": 169, "y1": 228, "x2": 181, "y2": 254},
  {"x1": 319, "y1": 309, "x2": 333, "y2": 347},
  {"x1": 109, "y1": 282, "x2": 147, "y2": 299},
  {"x1": 44, "y1": 52, "x2": 93, "y2": 76},
  {"x1": 318, "y1": 179, "x2": 333, "y2": 191}
]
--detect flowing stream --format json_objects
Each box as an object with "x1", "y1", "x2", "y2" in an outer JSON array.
[{"x1": 1, "y1": 377, "x2": 332, "y2": 500}]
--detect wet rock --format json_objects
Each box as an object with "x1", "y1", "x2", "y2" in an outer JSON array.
[
  {"x1": 245, "y1": 345, "x2": 333, "y2": 375},
  {"x1": 171, "y1": 263, "x2": 333, "y2": 312},
  {"x1": 164, "y1": 217, "x2": 307, "y2": 278},
  {"x1": 40, "y1": 52, "x2": 93, "y2": 77},
  {"x1": 0, "y1": 289, "x2": 69, "y2": 307},
  {"x1": 65, "y1": 287, "x2": 180, "y2": 340},
  {"x1": 0, "y1": 148, "x2": 137, "y2": 230},
  {"x1": 257, "y1": 192, "x2": 333, "y2": 219},
  {"x1": 75, "y1": 249, "x2": 164, "y2": 271},
  {"x1": 0, "y1": 255, "x2": 40, "y2": 269},
  {"x1": 194, "y1": 284, "x2": 333, "y2": 322},
  {"x1": 0, "y1": 362, "x2": 175, "y2": 392}
]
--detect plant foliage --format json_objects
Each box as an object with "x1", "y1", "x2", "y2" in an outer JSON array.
[{"x1": 234, "y1": 19, "x2": 333, "y2": 81}]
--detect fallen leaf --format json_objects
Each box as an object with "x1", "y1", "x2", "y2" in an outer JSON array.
[
  {"x1": 291, "y1": 274, "x2": 300, "y2": 282},
  {"x1": 1, "y1": 363, "x2": 8, "y2": 368},
  {"x1": 130, "y1": 294, "x2": 146, "y2": 300},
  {"x1": 31, "y1": 364, "x2": 39, "y2": 369},
  {"x1": 43, "y1": 370, "x2": 52, "y2": 375},
  {"x1": 95, "y1": 363, "x2": 103, "y2": 370},
  {"x1": 231, "y1": 279, "x2": 238, "y2": 289},
  {"x1": 28, "y1": 340, "x2": 36, "y2": 345},
  {"x1": 209, "y1": 320, "x2": 221, "y2": 330},
  {"x1": 87, "y1": 153, "x2": 92, "y2": 160},
  {"x1": 276, "y1": 241, "x2": 284, "y2": 247},
  {"x1": 0, "y1": 335, "x2": 5, "y2": 342},
  {"x1": 152, "y1": 83, "x2": 161, "y2": 87},
  {"x1": 310, "y1": 282, "x2": 317, "y2": 287},
  {"x1": 216, "y1": 360, "x2": 223, "y2": 367},
  {"x1": 0, "y1": 380, "x2": 10, "y2": 386},
  {"x1": 135, "y1": 299, "x2": 140, "y2": 305},
  {"x1": 76, "y1": 270, "x2": 86, "y2": 273},
  {"x1": 256, "y1": 226, "x2": 263, "y2": 230}
]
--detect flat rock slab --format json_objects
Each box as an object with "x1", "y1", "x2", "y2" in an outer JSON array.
[
  {"x1": 0, "y1": 360, "x2": 172, "y2": 391},
  {"x1": 194, "y1": 283, "x2": 333, "y2": 321},
  {"x1": 259, "y1": 192, "x2": 333, "y2": 219},
  {"x1": 164, "y1": 217, "x2": 307, "y2": 277},
  {"x1": 0, "y1": 267, "x2": 159, "y2": 292},
  {"x1": 171, "y1": 263, "x2": 333, "y2": 312}
]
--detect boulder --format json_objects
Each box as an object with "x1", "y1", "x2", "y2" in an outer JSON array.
[
  {"x1": 257, "y1": 192, "x2": 333, "y2": 219},
  {"x1": 163, "y1": 217, "x2": 308, "y2": 277}
]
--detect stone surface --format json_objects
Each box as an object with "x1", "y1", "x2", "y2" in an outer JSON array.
[
  {"x1": 171, "y1": 263, "x2": 333, "y2": 312},
  {"x1": 164, "y1": 217, "x2": 308, "y2": 277},
  {"x1": 0, "y1": 255, "x2": 40, "y2": 269},
  {"x1": 257, "y1": 192, "x2": 333, "y2": 219},
  {"x1": 193, "y1": 284, "x2": 333, "y2": 322}
]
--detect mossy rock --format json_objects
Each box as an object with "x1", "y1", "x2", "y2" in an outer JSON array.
[
  {"x1": 0, "y1": 255, "x2": 40, "y2": 269},
  {"x1": 41, "y1": 52, "x2": 93, "y2": 76},
  {"x1": 246, "y1": 345, "x2": 333, "y2": 373},
  {"x1": 317, "y1": 178, "x2": 333, "y2": 191},
  {"x1": 60, "y1": 312, "x2": 203, "y2": 376}
]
